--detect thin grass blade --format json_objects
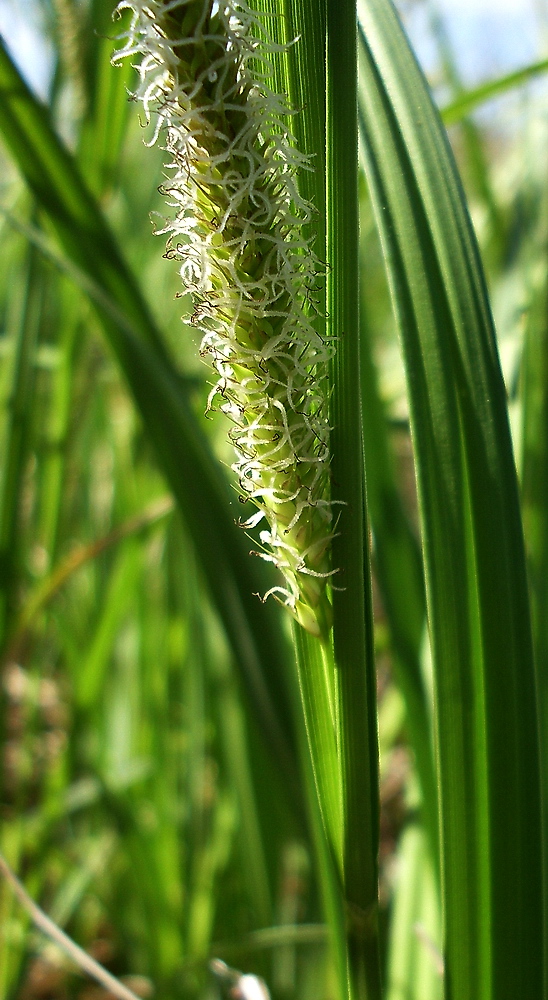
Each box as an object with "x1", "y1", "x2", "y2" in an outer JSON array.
[
  {"x1": 327, "y1": 3, "x2": 382, "y2": 998},
  {"x1": 441, "y1": 57, "x2": 548, "y2": 125}
]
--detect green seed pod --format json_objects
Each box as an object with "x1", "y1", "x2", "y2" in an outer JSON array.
[{"x1": 114, "y1": 0, "x2": 337, "y2": 639}]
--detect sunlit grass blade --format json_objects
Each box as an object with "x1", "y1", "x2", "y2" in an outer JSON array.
[
  {"x1": 358, "y1": 294, "x2": 437, "y2": 868},
  {"x1": 520, "y1": 241, "x2": 548, "y2": 997},
  {"x1": 78, "y1": 30, "x2": 134, "y2": 195},
  {"x1": 385, "y1": 823, "x2": 442, "y2": 1000},
  {"x1": 0, "y1": 40, "x2": 300, "y2": 798},
  {"x1": 291, "y1": 628, "x2": 347, "y2": 999},
  {"x1": 293, "y1": 630, "x2": 340, "y2": 862},
  {"x1": 521, "y1": 265, "x2": 548, "y2": 681},
  {"x1": 358, "y1": 0, "x2": 543, "y2": 996},
  {"x1": 425, "y1": 2, "x2": 504, "y2": 257},
  {"x1": 441, "y1": 57, "x2": 548, "y2": 125},
  {"x1": 0, "y1": 825, "x2": 31, "y2": 997},
  {"x1": 282, "y1": 0, "x2": 327, "y2": 262},
  {"x1": 75, "y1": 542, "x2": 141, "y2": 708}
]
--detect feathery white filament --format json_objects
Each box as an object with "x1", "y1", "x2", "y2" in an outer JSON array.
[{"x1": 114, "y1": 0, "x2": 336, "y2": 637}]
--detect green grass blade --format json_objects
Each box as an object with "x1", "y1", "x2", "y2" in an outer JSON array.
[
  {"x1": 0, "y1": 38, "x2": 299, "y2": 798},
  {"x1": 424, "y1": 3, "x2": 504, "y2": 257},
  {"x1": 521, "y1": 267, "x2": 548, "y2": 696},
  {"x1": 327, "y1": 2, "x2": 382, "y2": 998},
  {"x1": 282, "y1": 0, "x2": 327, "y2": 260},
  {"x1": 35, "y1": 277, "x2": 80, "y2": 569},
  {"x1": 385, "y1": 824, "x2": 442, "y2": 1000},
  {"x1": 78, "y1": 30, "x2": 133, "y2": 195},
  {"x1": 359, "y1": 295, "x2": 438, "y2": 870},
  {"x1": 293, "y1": 629, "x2": 341, "y2": 862},
  {"x1": 0, "y1": 240, "x2": 41, "y2": 644},
  {"x1": 357, "y1": 0, "x2": 543, "y2": 996},
  {"x1": 263, "y1": 3, "x2": 383, "y2": 994},
  {"x1": 270, "y1": 6, "x2": 366, "y2": 996},
  {"x1": 175, "y1": 538, "x2": 274, "y2": 932},
  {"x1": 211, "y1": 645, "x2": 273, "y2": 930},
  {"x1": 0, "y1": 38, "x2": 166, "y2": 356},
  {"x1": 441, "y1": 57, "x2": 548, "y2": 125},
  {"x1": 75, "y1": 542, "x2": 141, "y2": 708},
  {"x1": 521, "y1": 249, "x2": 548, "y2": 1000},
  {"x1": 292, "y1": 627, "x2": 347, "y2": 999}
]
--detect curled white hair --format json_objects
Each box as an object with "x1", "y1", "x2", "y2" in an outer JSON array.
[{"x1": 114, "y1": 0, "x2": 336, "y2": 638}]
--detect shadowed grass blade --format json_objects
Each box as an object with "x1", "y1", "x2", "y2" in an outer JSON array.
[
  {"x1": 327, "y1": 2, "x2": 382, "y2": 998},
  {"x1": 0, "y1": 240, "x2": 42, "y2": 643},
  {"x1": 358, "y1": 291, "x2": 437, "y2": 870}
]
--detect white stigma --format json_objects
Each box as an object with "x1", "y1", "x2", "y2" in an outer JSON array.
[{"x1": 114, "y1": 0, "x2": 336, "y2": 636}]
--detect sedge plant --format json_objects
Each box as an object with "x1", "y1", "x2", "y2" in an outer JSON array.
[{"x1": 0, "y1": 1, "x2": 546, "y2": 1000}]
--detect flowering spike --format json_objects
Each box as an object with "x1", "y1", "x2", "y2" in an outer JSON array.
[{"x1": 114, "y1": 0, "x2": 337, "y2": 639}]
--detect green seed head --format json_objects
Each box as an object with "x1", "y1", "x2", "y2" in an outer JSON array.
[{"x1": 114, "y1": 0, "x2": 337, "y2": 639}]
